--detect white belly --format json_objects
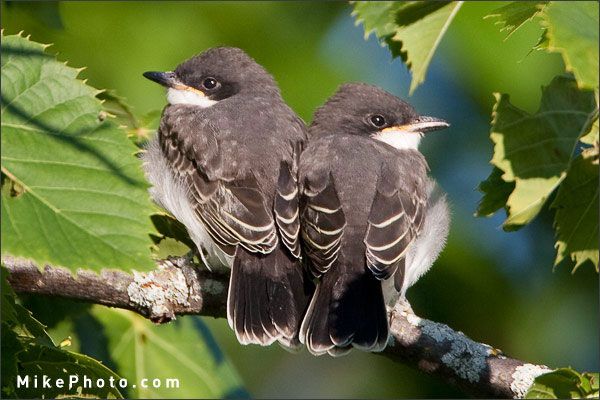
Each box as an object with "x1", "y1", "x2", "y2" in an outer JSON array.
[{"x1": 141, "y1": 138, "x2": 233, "y2": 271}]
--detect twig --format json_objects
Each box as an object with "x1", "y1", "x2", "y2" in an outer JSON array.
[{"x1": 3, "y1": 255, "x2": 551, "y2": 398}]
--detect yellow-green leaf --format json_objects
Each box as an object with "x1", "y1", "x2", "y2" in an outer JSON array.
[
  {"x1": 488, "y1": 75, "x2": 596, "y2": 230},
  {"x1": 540, "y1": 1, "x2": 599, "y2": 90},
  {"x1": 485, "y1": 1, "x2": 548, "y2": 40},
  {"x1": 352, "y1": 1, "x2": 463, "y2": 94},
  {"x1": 552, "y1": 150, "x2": 599, "y2": 272}
]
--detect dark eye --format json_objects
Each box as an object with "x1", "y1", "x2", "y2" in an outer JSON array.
[
  {"x1": 202, "y1": 77, "x2": 218, "y2": 90},
  {"x1": 370, "y1": 115, "x2": 386, "y2": 127}
]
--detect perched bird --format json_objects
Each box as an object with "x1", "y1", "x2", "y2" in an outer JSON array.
[
  {"x1": 141, "y1": 47, "x2": 313, "y2": 347},
  {"x1": 298, "y1": 83, "x2": 450, "y2": 356}
]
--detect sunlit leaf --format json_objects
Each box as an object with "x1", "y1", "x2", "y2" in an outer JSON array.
[
  {"x1": 486, "y1": 75, "x2": 596, "y2": 230},
  {"x1": 485, "y1": 1, "x2": 548, "y2": 40},
  {"x1": 352, "y1": 1, "x2": 407, "y2": 40},
  {"x1": 539, "y1": 1, "x2": 599, "y2": 90},
  {"x1": 352, "y1": 1, "x2": 463, "y2": 94},
  {"x1": 552, "y1": 150, "x2": 599, "y2": 272},
  {"x1": 1, "y1": 32, "x2": 157, "y2": 275}
]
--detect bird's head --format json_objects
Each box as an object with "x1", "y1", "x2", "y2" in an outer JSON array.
[
  {"x1": 143, "y1": 47, "x2": 279, "y2": 108},
  {"x1": 310, "y1": 83, "x2": 449, "y2": 150}
]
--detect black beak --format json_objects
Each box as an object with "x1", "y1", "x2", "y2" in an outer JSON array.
[
  {"x1": 143, "y1": 71, "x2": 180, "y2": 88},
  {"x1": 403, "y1": 116, "x2": 450, "y2": 133}
]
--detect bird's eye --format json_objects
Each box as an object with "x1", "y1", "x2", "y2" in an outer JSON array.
[
  {"x1": 202, "y1": 77, "x2": 218, "y2": 90},
  {"x1": 370, "y1": 115, "x2": 386, "y2": 127}
]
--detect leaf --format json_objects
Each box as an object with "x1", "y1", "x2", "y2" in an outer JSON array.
[
  {"x1": 532, "y1": 29, "x2": 550, "y2": 52},
  {"x1": 150, "y1": 212, "x2": 196, "y2": 258},
  {"x1": 485, "y1": 1, "x2": 548, "y2": 40},
  {"x1": 539, "y1": 1, "x2": 599, "y2": 90},
  {"x1": 1, "y1": 32, "x2": 157, "y2": 275},
  {"x1": 1, "y1": 322, "x2": 23, "y2": 399},
  {"x1": 150, "y1": 212, "x2": 195, "y2": 249},
  {"x1": 552, "y1": 151, "x2": 599, "y2": 272},
  {"x1": 15, "y1": 345, "x2": 124, "y2": 399},
  {"x1": 580, "y1": 113, "x2": 599, "y2": 147},
  {"x1": 352, "y1": 1, "x2": 463, "y2": 94},
  {"x1": 153, "y1": 237, "x2": 191, "y2": 259},
  {"x1": 352, "y1": 1, "x2": 407, "y2": 39},
  {"x1": 526, "y1": 368, "x2": 599, "y2": 399},
  {"x1": 90, "y1": 307, "x2": 247, "y2": 399},
  {"x1": 484, "y1": 75, "x2": 597, "y2": 230},
  {"x1": 1, "y1": 270, "x2": 123, "y2": 398},
  {"x1": 585, "y1": 372, "x2": 599, "y2": 392},
  {"x1": 476, "y1": 166, "x2": 515, "y2": 217},
  {"x1": 97, "y1": 89, "x2": 161, "y2": 143}
]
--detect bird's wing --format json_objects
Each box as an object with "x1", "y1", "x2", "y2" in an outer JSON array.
[
  {"x1": 274, "y1": 141, "x2": 302, "y2": 258},
  {"x1": 300, "y1": 169, "x2": 346, "y2": 277},
  {"x1": 159, "y1": 107, "x2": 277, "y2": 257},
  {"x1": 364, "y1": 164, "x2": 426, "y2": 289}
]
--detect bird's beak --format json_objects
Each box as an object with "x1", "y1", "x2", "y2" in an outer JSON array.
[
  {"x1": 143, "y1": 71, "x2": 210, "y2": 100},
  {"x1": 143, "y1": 71, "x2": 182, "y2": 88},
  {"x1": 383, "y1": 116, "x2": 450, "y2": 135}
]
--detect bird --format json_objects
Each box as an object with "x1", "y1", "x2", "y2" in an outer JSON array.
[
  {"x1": 298, "y1": 83, "x2": 450, "y2": 356},
  {"x1": 141, "y1": 47, "x2": 314, "y2": 347}
]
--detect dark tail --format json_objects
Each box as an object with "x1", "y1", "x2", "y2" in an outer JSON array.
[
  {"x1": 300, "y1": 262, "x2": 389, "y2": 356},
  {"x1": 227, "y1": 246, "x2": 314, "y2": 348}
]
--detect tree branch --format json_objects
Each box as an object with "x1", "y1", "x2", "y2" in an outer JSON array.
[{"x1": 3, "y1": 255, "x2": 551, "y2": 398}]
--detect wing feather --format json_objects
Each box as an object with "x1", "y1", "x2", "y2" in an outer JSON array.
[
  {"x1": 274, "y1": 142, "x2": 302, "y2": 258},
  {"x1": 365, "y1": 167, "x2": 426, "y2": 283},
  {"x1": 158, "y1": 106, "x2": 277, "y2": 256},
  {"x1": 300, "y1": 171, "x2": 346, "y2": 277}
]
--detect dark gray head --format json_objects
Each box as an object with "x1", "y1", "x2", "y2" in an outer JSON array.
[
  {"x1": 310, "y1": 83, "x2": 449, "y2": 150},
  {"x1": 143, "y1": 47, "x2": 279, "y2": 107}
]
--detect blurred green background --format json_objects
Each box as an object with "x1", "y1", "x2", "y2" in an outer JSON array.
[{"x1": 2, "y1": 1, "x2": 598, "y2": 398}]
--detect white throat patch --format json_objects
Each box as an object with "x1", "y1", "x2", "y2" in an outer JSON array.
[
  {"x1": 373, "y1": 128, "x2": 422, "y2": 150},
  {"x1": 167, "y1": 88, "x2": 218, "y2": 108}
]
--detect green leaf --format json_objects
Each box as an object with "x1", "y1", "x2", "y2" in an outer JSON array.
[
  {"x1": 15, "y1": 345, "x2": 124, "y2": 399},
  {"x1": 580, "y1": 113, "x2": 599, "y2": 146},
  {"x1": 476, "y1": 166, "x2": 515, "y2": 217},
  {"x1": 485, "y1": 75, "x2": 597, "y2": 230},
  {"x1": 1, "y1": 322, "x2": 23, "y2": 399},
  {"x1": 353, "y1": 1, "x2": 463, "y2": 94},
  {"x1": 1, "y1": 270, "x2": 122, "y2": 398},
  {"x1": 1, "y1": 32, "x2": 157, "y2": 275},
  {"x1": 352, "y1": 1, "x2": 407, "y2": 39},
  {"x1": 150, "y1": 212, "x2": 195, "y2": 249},
  {"x1": 97, "y1": 89, "x2": 162, "y2": 144},
  {"x1": 90, "y1": 307, "x2": 247, "y2": 398},
  {"x1": 540, "y1": 1, "x2": 599, "y2": 90},
  {"x1": 585, "y1": 372, "x2": 599, "y2": 392},
  {"x1": 552, "y1": 150, "x2": 599, "y2": 272},
  {"x1": 153, "y1": 237, "x2": 192, "y2": 259},
  {"x1": 526, "y1": 368, "x2": 600, "y2": 399},
  {"x1": 149, "y1": 212, "x2": 196, "y2": 259},
  {"x1": 485, "y1": 1, "x2": 548, "y2": 40}
]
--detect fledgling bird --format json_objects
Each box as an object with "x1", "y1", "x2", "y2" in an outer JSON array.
[
  {"x1": 298, "y1": 83, "x2": 450, "y2": 356},
  {"x1": 141, "y1": 47, "x2": 314, "y2": 347}
]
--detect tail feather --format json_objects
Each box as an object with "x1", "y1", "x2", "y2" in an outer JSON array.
[
  {"x1": 300, "y1": 262, "x2": 389, "y2": 355},
  {"x1": 227, "y1": 246, "x2": 314, "y2": 347}
]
